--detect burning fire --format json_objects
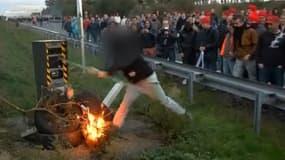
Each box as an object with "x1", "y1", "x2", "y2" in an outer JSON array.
[{"x1": 82, "y1": 111, "x2": 108, "y2": 143}]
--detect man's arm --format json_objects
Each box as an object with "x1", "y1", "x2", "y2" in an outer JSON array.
[{"x1": 86, "y1": 67, "x2": 109, "y2": 79}]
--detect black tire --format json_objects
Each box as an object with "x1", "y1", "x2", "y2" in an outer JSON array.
[
  {"x1": 34, "y1": 104, "x2": 82, "y2": 134},
  {"x1": 34, "y1": 110, "x2": 58, "y2": 134}
]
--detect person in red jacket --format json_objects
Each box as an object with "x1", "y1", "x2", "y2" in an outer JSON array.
[{"x1": 83, "y1": 17, "x2": 91, "y2": 41}]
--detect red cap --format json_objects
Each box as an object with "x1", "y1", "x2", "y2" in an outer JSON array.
[
  {"x1": 248, "y1": 12, "x2": 259, "y2": 23},
  {"x1": 205, "y1": 10, "x2": 211, "y2": 16},
  {"x1": 229, "y1": 7, "x2": 237, "y2": 14},
  {"x1": 258, "y1": 9, "x2": 267, "y2": 17},
  {"x1": 266, "y1": 15, "x2": 280, "y2": 24},
  {"x1": 247, "y1": 4, "x2": 257, "y2": 12},
  {"x1": 200, "y1": 16, "x2": 211, "y2": 25},
  {"x1": 223, "y1": 10, "x2": 230, "y2": 17}
]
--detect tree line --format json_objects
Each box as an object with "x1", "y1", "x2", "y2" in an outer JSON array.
[{"x1": 43, "y1": 0, "x2": 283, "y2": 16}]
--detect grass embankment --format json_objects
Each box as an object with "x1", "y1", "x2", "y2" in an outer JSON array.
[{"x1": 0, "y1": 21, "x2": 285, "y2": 160}]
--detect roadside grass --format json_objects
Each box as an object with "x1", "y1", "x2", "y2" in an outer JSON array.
[{"x1": 0, "y1": 21, "x2": 285, "y2": 160}]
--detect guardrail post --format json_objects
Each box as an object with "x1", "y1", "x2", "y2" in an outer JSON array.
[
  {"x1": 188, "y1": 72, "x2": 195, "y2": 104},
  {"x1": 73, "y1": 39, "x2": 76, "y2": 48},
  {"x1": 253, "y1": 92, "x2": 264, "y2": 134}
]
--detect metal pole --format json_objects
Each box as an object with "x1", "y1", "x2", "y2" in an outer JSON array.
[
  {"x1": 77, "y1": 0, "x2": 86, "y2": 73},
  {"x1": 253, "y1": 92, "x2": 264, "y2": 134},
  {"x1": 188, "y1": 72, "x2": 195, "y2": 103}
]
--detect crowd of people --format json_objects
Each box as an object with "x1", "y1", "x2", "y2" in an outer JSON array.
[{"x1": 63, "y1": 5, "x2": 285, "y2": 87}]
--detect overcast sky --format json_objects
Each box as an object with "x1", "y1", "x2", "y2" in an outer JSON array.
[{"x1": 0, "y1": 0, "x2": 46, "y2": 14}]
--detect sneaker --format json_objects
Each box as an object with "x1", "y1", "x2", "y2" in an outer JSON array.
[
  {"x1": 182, "y1": 79, "x2": 187, "y2": 85},
  {"x1": 184, "y1": 111, "x2": 193, "y2": 120}
]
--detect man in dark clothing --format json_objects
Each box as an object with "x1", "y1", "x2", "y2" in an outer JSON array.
[
  {"x1": 64, "y1": 17, "x2": 72, "y2": 37},
  {"x1": 178, "y1": 19, "x2": 197, "y2": 65},
  {"x1": 217, "y1": 15, "x2": 230, "y2": 72},
  {"x1": 176, "y1": 13, "x2": 187, "y2": 32},
  {"x1": 217, "y1": 17, "x2": 229, "y2": 49},
  {"x1": 256, "y1": 15, "x2": 285, "y2": 86},
  {"x1": 87, "y1": 20, "x2": 190, "y2": 128},
  {"x1": 210, "y1": 9, "x2": 219, "y2": 29},
  {"x1": 130, "y1": 16, "x2": 142, "y2": 34},
  {"x1": 88, "y1": 17, "x2": 100, "y2": 43},
  {"x1": 150, "y1": 14, "x2": 161, "y2": 37},
  {"x1": 257, "y1": 10, "x2": 268, "y2": 35},
  {"x1": 99, "y1": 14, "x2": 109, "y2": 38},
  {"x1": 157, "y1": 19, "x2": 178, "y2": 62},
  {"x1": 197, "y1": 16, "x2": 219, "y2": 71}
]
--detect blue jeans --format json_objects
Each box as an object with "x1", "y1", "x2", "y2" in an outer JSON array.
[
  {"x1": 258, "y1": 65, "x2": 284, "y2": 87},
  {"x1": 223, "y1": 57, "x2": 235, "y2": 76},
  {"x1": 233, "y1": 59, "x2": 256, "y2": 81}
]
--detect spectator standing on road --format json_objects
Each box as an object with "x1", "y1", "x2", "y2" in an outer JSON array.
[
  {"x1": 217, "y1": 11, "x2": 231, "y2": 72},
  {"x1": 218, "y1": 11, "x2": 231, "y2": 49},
  {"x1": 220, "y1": 16, "x2": 235, "y2": 75},
  {"x1": 157, "y1": 19, "x2": 178, "y2": 62},
  {"x1": 255, "y1": 15, "x2": 285, "y2": 86},
  {"x1": 64, "y1": 17, "x2": 73, "y2": 38},
  {"x1": 178, "y1": 17, "x2": 197, "y2": 66},
  {"x1": 141, "y1": 20, "x2": 156, "y2": 57},
  {"x1": 256, "y1": 9, "x2": 268, "y2": 35},
  {"x1": 32, "y1": 16, "x2": 37, "y2": 25},
  {"x1": 88, "y1": 17, "x2": 100, "y2": 43},
  {"x1": 232, "y1": 14, "x2": 258, "y2": 81},
  {"x1": 150, "y1": 13, "x2": 161, "y2": 37},
  {"x1": 71, "y1": 17, "x2": 80, "y2": 39},
  {"x1": 130, "y1": 17, "x2": 142, "y2": 34},
  {"x1": 121, "y1": 16, "x2": 127, "y2": 26},
  {"x1": 83, "y1": 17, "x2": 91, "y2": 41},
  {"x1": 197, "y1": 16, "x2": 219, "y2": 71},
  {"x1": 210, "y1": 8, "x2": 219, "y2": 29},
  {"x1": 100, "y1": 14, "x2": 109, "y2": 38},
  {"x1": 176, "y1": 13, "x2": 187, "y2": 32}
]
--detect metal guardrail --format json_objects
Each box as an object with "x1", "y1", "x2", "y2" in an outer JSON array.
[{"x1": 21, "y1": 23, "x2": 285, "y2": 134}]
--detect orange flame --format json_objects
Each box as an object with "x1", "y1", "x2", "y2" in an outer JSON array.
[{"x1": 83, "y1": 112, "x2": 107, "y2": 143}]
